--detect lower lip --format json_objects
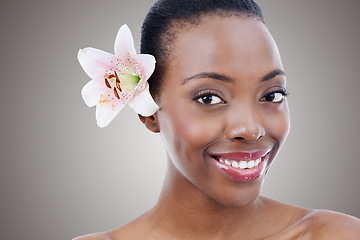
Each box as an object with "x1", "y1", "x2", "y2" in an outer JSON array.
[{"x1": 211, "y1": 154, "x2": 269, "y2": 182}]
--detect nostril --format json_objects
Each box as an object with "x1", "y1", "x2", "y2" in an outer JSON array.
[
  {"x1": 233, "y1": 134, "x2": 263, "y2": 143},
  {"x1": 234, "y1": 136, "x2": 246, "y2": 141}
]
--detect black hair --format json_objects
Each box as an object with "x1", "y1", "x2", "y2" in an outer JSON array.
[{"x1": 141, "y1": 0, "x2": 265, "y2": 99}]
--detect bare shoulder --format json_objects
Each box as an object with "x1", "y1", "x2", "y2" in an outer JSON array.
[
  {"x1": 306, "y1": 209, "x2": 360, "y2": 239},
  {"x1": 72, "y1": 227, "x2": 132, "y2": 240},
  {"x1": 260, "y1": 197, "x2": 360, "y2": 239},
  {"x1": 73, "y1": 212, "x2": 153, "y2": 240},
  {"x1": 72, "y1": 232, "x2": 111, "y2": 240},
  {"x1": 72, "y1": 224, "x2": 142, "y2": 240}
]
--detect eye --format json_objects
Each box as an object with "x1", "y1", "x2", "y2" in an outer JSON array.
[
  {"x1": 263, "y1": 92, "x2": 284, "y2": 103},
  {"x1": 194, "y1": 90, "x2": 225, "y2": 105},
  {"x1": 196, "y1": 95, "x2": 223, "y2": 105},
  {"x1": 260, "y1": 88, "x2": 289, "y2": 103}
]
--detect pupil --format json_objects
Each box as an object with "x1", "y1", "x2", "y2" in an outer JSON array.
[
  {"x1": 265, "y1": 93, "x2": 275, "y2": 101},
  {"x1": 202, "y1": 96, "x2": 212, "y2": 104}
]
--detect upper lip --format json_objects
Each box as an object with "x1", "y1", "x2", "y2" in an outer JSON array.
[{"x1": 211, "y1": 150, "x2": 270, "y2": 161}]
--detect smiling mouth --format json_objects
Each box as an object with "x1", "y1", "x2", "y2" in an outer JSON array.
[
  {"x1": 210, "y1": 151, "x2": 271, "y2": 181},
  {"x1": 212, "y1": 156, "x2": 262, "y2": 169}
]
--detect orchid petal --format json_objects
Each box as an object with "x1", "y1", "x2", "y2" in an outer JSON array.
[
  {"x1": 129, "y1": 84, "x2": 159, "y2": 116},
  {"x1": 114, "y1": 24, "x2": 136, "y2": 60},
  {"x1": 78, "y1": 48, "x2": 117, "y2": 79},
  {"x1": 96, "y1": 99, "x2": 126, "y2": 128},
  {"x1": 81, "y1": 79, "x2": 107, "y2": 107},
  {"x1": 135, "y1": 54, "x2": 156, "y2": 81}
]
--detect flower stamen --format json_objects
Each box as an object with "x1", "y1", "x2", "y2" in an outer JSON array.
[
  {"x1": 113, "y1": 87, "x2": 120, "y2": 99},
  {"x1": 114, "y1": 71, "x2": 122, "y2": 92},
  {"x1": 116, "y1": 79, "x2": 122, "y2": 92},
  {"x1": 104, "y1": 78, "x2": 111, "y2": 89}
]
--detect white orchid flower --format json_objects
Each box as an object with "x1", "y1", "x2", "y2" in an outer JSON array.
[{"x1": 78, "y1": 24, "x2": 158, "y2": 128}]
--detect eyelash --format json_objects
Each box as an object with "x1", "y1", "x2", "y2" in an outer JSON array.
[
  {"x1": 193, "y1": 87, "x2": 289, "y2": 105},
  {"x1": 260, "y1": 87, "x2": 289, "y2": 103},
  {"x1": 193, "y1": 90, "x2": 225, "y2": 105}
]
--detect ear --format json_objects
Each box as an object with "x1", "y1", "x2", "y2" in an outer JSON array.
[{"x1": 138, "y1": 113, "x2": 160, "y2": 133}]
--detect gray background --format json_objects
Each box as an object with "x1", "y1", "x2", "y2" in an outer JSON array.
[{"x1": 1, "y1": 0, "x2": 359, "y2": 239}]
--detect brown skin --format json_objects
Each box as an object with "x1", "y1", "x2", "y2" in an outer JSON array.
[{"x1": 74, "y1": 16, "x2": 360, "y2": 240}]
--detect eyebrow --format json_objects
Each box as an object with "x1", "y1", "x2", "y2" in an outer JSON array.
[
  {"x1": 182, "y1": 72, "x2": 234, "y2": 85},
  {"x1": 182, "y1": 69, "x2": 286, "y2": 85},
  {"x1": 261, "y1": 69, "x2": 286, "y2": 82}
]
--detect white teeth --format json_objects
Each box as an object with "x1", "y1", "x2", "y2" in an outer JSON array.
[
  {"x1": 248, "y1": 160, "x2": 255, "y2": 168},
  {"x1": 218, "y1": 157, "x2": 262, "y2": 169},
  {"x1": 231, "y1": 161, "x2": 239, "y2": 168},
  {"x1": 239, "y1": 161, "x2": 247, "y2": 169}
]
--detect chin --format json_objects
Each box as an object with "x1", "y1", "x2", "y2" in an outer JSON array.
[{"x1": 203, "y1": 175, "x2": 265, "y2": 209}]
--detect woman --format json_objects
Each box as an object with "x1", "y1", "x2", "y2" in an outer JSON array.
[{"x1": 75, "y1": 0, "x2": 360, "y2": 239}]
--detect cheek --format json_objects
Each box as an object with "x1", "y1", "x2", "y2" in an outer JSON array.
[
  {"x1": 157, "y1": 111, "x2": 214, "y2": 183},
  {"x1": 159, "y1": 110, "x2": 219, "y2": 156},
  {"x1": 265, "y1": 103, "x2": 290, "y2": 147}
]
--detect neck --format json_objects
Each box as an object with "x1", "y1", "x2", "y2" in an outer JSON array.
[{"x1": 147, "y1": 159, "x2": 265, "y2": 239}]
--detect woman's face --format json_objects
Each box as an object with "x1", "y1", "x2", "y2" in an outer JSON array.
[{"x1": 156, "y1": 16, "x2": 290, "y2": 207}]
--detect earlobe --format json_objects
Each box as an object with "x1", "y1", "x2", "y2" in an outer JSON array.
[{"x1": 138, "y1": 113, "x2": 160, "y2": 133}]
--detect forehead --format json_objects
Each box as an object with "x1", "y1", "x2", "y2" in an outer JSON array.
[{"x1": 166, "y1": 16, "x2": 283, "y2": 82}]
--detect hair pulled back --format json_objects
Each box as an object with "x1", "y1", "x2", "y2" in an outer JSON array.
[{"x1": 141, "y1": 0, "x2": 264, "y2": 99}]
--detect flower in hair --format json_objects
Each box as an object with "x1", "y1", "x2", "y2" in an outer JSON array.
[{"x1": 78, "y1": 24, "x2": 158, "y2": 128}]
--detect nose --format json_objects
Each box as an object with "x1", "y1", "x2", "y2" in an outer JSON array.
[{"x1": 225, "y1": 105, "x2": 265, "y2": 143}]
